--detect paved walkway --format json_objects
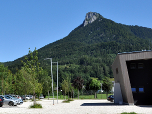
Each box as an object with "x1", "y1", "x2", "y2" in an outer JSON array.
[{"x1": 1, "y1": 99, "x2": 152, "y2": 114}]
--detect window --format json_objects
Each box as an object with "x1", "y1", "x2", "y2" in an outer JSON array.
[
  {"x1": 130, "y1": 63, "x2": 136, "y2": 69},
  {"x1": 139, "y1": 87, "x2": 144, "y2": 92},
  {"x1": 116, "y1": 68, "x2": 118, "y2": 74},
  {"x1": 131, "y1": 88, "x2": 136, "y2": 92},
  {"x1": 138, "y1": 63, "x2": 143, "y2": 69}
]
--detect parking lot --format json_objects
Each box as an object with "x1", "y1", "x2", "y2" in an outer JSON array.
[{"x1": 1, "y1": 99, "x2": 152, "y2": 114}]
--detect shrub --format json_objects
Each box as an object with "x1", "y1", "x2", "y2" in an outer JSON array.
[
  {"x1": 121, "y1": 112, "x2": 137, "y2": 114},
  {"x1": 62, "y1": 99, "x2": 74, "y2": 103},
  {"x1": 62, "y1": 100, "x2": 70, "y2": 103},
  {"x1": 30, "y1": 103, "x2": 42, "y2": 108},
  {"x1": 31, "y1": 99, "x2": 41, "y2": 101},
  {"x1": 68, "y1": 99, "x2": 74, "y2": 101}
]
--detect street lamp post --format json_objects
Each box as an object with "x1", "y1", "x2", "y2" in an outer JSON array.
[
  {"x1": 52, "y1": 62, "x2": 58, "y2": 104},
  {"x1": 44, "y1": 58, "x2": 58, "y2": 105},
  {"x1": 101, "y1": 83, "x2": 102, "y2": 99},
  {"x1": 44, "y1": 58, "x2": 54, "y2": 105},
  {"x1": 57, "y1": 62, "x2": 58, "y2": 103}
]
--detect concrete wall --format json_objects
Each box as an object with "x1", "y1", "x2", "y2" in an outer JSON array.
[{"x1": 114, "y1": 83, "x2": 123, "y2": 104}]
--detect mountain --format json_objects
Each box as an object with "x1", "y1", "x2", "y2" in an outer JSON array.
[{"x1": 3, "y1": 12, "x2": 152, "y2": 84}]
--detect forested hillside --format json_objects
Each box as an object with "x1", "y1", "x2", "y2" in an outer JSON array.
[{"x1": 3, "y1": 12, "x2": 152, "y2": 86}]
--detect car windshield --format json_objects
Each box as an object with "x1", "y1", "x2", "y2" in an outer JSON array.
[
  {"x1": 5, "y1": 95, "x2": 16, "y2": 99},
  {"x1": 0, "y1": 96, "x2": 4, "y2": 99},
  {"x1": 5, "y1": 96, "x2": 10, "y2": 99},
  {"x1": 11, "y1": 96, "x2": 16, "y2": 99},
  {"x1": 6, "y1": 96, "x2": 11, "y2": 98}
]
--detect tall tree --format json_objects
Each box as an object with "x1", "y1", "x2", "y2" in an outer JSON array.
[
  {"x1": 36, "y1": 83, "x2": 43, "y2": 99},
  {"x1": 69, "y1": 83, "x2": 74, "y2": 99},
  {"x1": 61, "y1": 79, "x2": 68, "y2": 100},
  {"x1": 89, "y1": 78, "x2": 101, "y2": 98},
  {"x1": 40, "y1": 70, "x2": 52, "y2": 99},
  {"x1": 72, "y1": 77, "x2": 83, "y2": 99},
  {"x1": 18, "y1": 68, "x2": 32, "y2": 96},
  {"x1": 21, "y1": 48, "x2": 43, "y2": 105},
  {"x1": 102, "y1": 77, "x2": 113, "y2": 98},
  {"x1": 5, "y1": 70, "x2": 13, "y2": 94},
  {"x1": 0, "y1": 63, "x2": 8, "y2": 95},
  {"x1": 67, "y1": 74, "x2": 72, "y2": 99}
]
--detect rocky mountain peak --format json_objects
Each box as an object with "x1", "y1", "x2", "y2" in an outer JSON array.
[{"x1": 83, "y1": 12, "x2": 100, "y2": 27}]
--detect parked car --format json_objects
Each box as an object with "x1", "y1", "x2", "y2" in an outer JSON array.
[
  {"x1": 0, "y1": 95, "x2": 18, "y2": 106},
  {"x1": 39, "y1": 94, "x2": 44, "y2": 99},
  {"x1": 107, "y1": 95, "x2": 114, "y2": 102},
  {"x1": 18, "y1": 98, "x2": 23, "y2": 105},
  {"x1": 12, "y1": 95, "x2": 22, "y2": 99},
  {"x1": 21, "y1": 95, "x2": 30, "y2": 100},
  {"x1": 0, "y1": 96, "x2": 4, "y2": 107},
  {"x1": 4, "y1": 95, "x2": 21, "y2": 105},
  {"x1": 97, "y1": 90, "x2": 104, "y2": 93},
  {"x1": 10, "y1": 95, "x2": 23, "y2": 105},
  {"x1": 26, "y1": 95, "x2": 33, "y2": 99}
]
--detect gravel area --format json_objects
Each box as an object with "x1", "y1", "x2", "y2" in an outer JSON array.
[{"x1": 0, "y1": 99, "x2": 152, "y2": 114}]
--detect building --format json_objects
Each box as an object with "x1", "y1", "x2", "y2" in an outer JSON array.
[{"x1": 112, "y1": 50, "x2": 152, "y2": 105}]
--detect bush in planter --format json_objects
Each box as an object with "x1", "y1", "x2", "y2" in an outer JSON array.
[
  {"x1": 121, "y1": 112, "x2": 137, "y2": 114},
  {"x1": 62, "y1": 100, "x2": 70, "y2": 103},
  {"x1": 62, "y1": 99, "x2": 74, "y2": 103},
  {"x1": 30, "y1": 103, "x2": 42, "y2": 108},
  {"x1": 68, "y1": 99, "x2": 74, "y2": 101}
]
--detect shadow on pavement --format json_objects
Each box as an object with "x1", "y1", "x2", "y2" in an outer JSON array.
[
  {"x1": 2, "y1": 106, "x2": 19, "y2": 108},
  {"x1": 80, "y1": 102, "x2": 116, "y2": 106},
  {"x1": 137, "y1": 105, "x2": 152, "y2": 108}
]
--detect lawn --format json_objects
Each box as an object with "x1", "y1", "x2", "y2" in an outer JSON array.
[{"x1": 46, "y1": 94, "x2": 113, "y2": 100}]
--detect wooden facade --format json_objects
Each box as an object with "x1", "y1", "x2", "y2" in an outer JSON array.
[{"x1": 112, "y1": 51, "x2": 152, "y2": 105}]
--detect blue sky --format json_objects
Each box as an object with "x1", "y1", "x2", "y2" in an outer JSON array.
[{"x1": 1, "y1": 0, "x2": 152, "y2": 62}]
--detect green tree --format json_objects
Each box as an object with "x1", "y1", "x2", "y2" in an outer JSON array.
[
  {"x1": 20, "y1": 67, "x2": 33, "y2": 96},
  {"x1": 40, "y1": 70, "x2": 52, "y2": 99},
  {"x1": 21, "y1": 48, "x2": 43, "y2": 105},
  {"x1": 13, "y1": 69, "x2": 26, "y2": 95},
  {"x1": 0, "y1": 63, "x2": 8, "y2": 95},
  {"x1": 61, "y1": 79, "x2": 68, "y2": 100},
  {"x1": 69, "y1": 83, "x2": 74, "y2": 99},
  {"x1": 72, "y1": 77, "x2": 83, "y2": 99},
  {"x1": 67, "y1": 74, "x2": 72, "y2": 99},
  {"x1": 89, "y1": 78, "x2": 101, "y2": 98},
  {"x1": 5, "y1": 71, "x2": 13, "y2": 94},
  {"x1": 36, "y1": 83, "x2": 43, "y2": 99},
  {"x1": 102, "y1": 77, "x2": 113, "y2": 98}
]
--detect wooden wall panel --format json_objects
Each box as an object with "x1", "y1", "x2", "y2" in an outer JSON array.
[{"x1": 112, "y1": 51, "x2": 152, "y2": 105}]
